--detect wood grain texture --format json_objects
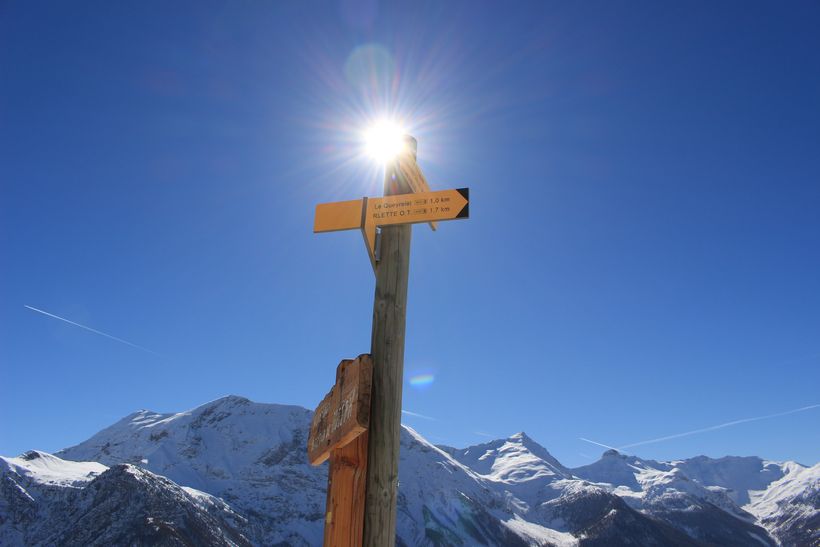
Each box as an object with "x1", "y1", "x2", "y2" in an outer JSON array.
[
  {"x1": 308, "y1": 355, "x2": 373, "y2": 466},
  {"x1": 323, "y1": 431, "x2": 369, "y2": 547},
  {"x1": 397, "y1": 152, "x2": 437, "y2": 231},
  {"x1": 362, "y1": 153, "x2": 413, "y2": 547}
]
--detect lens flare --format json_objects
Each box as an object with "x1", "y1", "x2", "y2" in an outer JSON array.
[
  {"x1": 364, "y1": 119, "x2": 407, "y2": 162},
  {"x1": 295, "y1": 27, "x2": 492, "y2": 196},
  {"x1": 409, "y1": 373, "x2": 435, "y2": 387}
]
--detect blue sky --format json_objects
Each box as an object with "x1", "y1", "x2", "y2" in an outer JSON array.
[{"x1": 1, "y1": 1, "x2": 818, "y2": 468}]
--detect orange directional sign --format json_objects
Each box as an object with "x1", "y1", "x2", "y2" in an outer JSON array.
[
  {"x1": 365, "y1": 188, "x2": 469, "y2": 227},
  {"x1": 314, "y1": 188, "x2": 469, "y2": 233},
  {"x1": 314, "y1": 199, "x2": 365, "y2": 233},
  {"x1": 363, "y1": 188, "x2": 468, "y2": 268},
  {"x1": 314, "y1": 188, "x2": 469, "y2": 271}
]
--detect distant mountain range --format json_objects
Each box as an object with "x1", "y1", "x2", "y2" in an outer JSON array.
[{"x1": 1, "y1": 396, "x2": 817, "y2": 546}]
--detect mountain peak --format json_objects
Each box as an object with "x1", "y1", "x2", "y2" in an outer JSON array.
[
  {"x1": 20, "y1": 450, "x2": 49, "y2": 461},
  {"x1": 448, "y1": 432, "x2": 570, "y2": 485},
  {"x1": 507, "y1": 431, "x2": 538, "y2": 445},
  {"x1": 7, "y1": 396, "x2": 811, "y2": 546},
  {"x1": 205, "y1": 395, "x2": 251, "y2": 407},
  {"x1": 1, "y1": 450, "x2": 107, "y2": 488}
]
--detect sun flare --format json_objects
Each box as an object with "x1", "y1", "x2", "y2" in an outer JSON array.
[{"x1": 363, "y1": 120, "x2": 407, "y2": 162}]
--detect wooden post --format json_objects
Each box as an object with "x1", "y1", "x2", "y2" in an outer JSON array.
[
  {"x1": 308, "y1": 355, "x2": 373, "y2": 547},
  {"x1": 324, "y1": 432, "x2": 369, "y2": 546},
  {"x1": 362, "y1": 137, "x2": 416, "y2": 547}
]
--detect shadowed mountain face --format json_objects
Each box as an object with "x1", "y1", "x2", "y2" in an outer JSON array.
[
  {"x1": 569, "y1": 448, "x2": 819, "y2": 546},
  {"x1": 2, "y1": 396, "x2": 816, "y2": 546},
  {"x1": 0, "y1": 451, "x2": 250, "y2": 547}
]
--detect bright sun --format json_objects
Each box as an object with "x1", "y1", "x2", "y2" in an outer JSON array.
[{"x1": 364, "y1": 120, "x2": 407, "y2": 162}]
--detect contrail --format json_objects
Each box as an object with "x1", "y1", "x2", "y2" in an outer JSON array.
[
  {"x1": 617, "y1": 403, "x2": 820, "y2": 450},
  {"x1": 402, "y1": 409, "x2": 437, "y2": 421},
  {"x1": 580, "y1": 403, "x2": 820, "y2": 454},
  {"x1": 24, "y1": 305, "x2": 161, "y2": 356},
  {"x1": 579, "y1": 437, "x2": 619, "y2": 451}
]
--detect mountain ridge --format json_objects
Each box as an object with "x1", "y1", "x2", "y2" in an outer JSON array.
[{"x1": 3, "y1": 395, "x2": 816, "y2": 546}]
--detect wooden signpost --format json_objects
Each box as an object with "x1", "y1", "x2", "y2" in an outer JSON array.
[
  {"x1": 309, "y1": 135, "x2": 469, "y2": 547},
  {"x1": 314, "y1": 188, "x2": 469, "y2": 270},
  {"x1": 308, "y1": 355, "x2": 373, "y2": 466},
  {"x1": 308, "y1": 355, "x2": 373, "y2": 546}
]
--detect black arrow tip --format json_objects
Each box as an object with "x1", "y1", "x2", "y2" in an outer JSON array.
[{"x1": 456, "y1": 188, "x2": 469, "y2": 219}]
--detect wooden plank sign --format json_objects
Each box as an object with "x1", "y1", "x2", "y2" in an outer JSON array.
[
  {"x1": 308, "y1": 354, "x2": 373, "y2": 466},
  {"x1": 360, "y1": 188, "x2": 468, "y2": 270},
  {"x1": 365, "y1": 188, "x2": 469, "y2": 227},
  {"x1": 314, "y1": 198, "x2": 364, "y2": 234},
  {"x1": 313, "y1": 188, "x2": 469, "y2": 272},
  {"x1": 313, "y1": 188, "x2": 469, "y2": 234}
]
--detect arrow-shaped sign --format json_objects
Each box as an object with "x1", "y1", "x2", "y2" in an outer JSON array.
[
  {"x1": 314, "y1": 188, "x2": 469, "y2": 271},
  {"x1": 314, "y1": 188, "x2": 469, "y2": 233},
  {"x1": 364, "y1": 188, "x2": 469, "y2": 227}
]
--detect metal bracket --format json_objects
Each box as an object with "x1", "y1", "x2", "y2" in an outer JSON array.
[{"x1": 374, "y1": 228, "x2": 382, "y2": 262}]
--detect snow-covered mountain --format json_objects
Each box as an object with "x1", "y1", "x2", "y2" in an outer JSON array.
[
  {"x1": 571, "y1": 448, "x2": 820, "y2": 546},
  {"x1": 572, "y1": 450, "x2": 790, "y2": 546},
  {"x1": 56, "y1": 395, "x2": 326, "y2": 545},
  {"x1": 0, "y1": 450, "x2": 250, "y2": 546},
  {"x1": 746, "y1": 462, "x2": 820, "y2": 546},
  {"x1": 1, "y1": 395, "x2": 817, "y2": 546}
]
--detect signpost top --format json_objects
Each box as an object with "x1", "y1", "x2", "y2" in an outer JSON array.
[
  {"x1": 313, "y1": 187, "x2": 469, "y2": 273},
  {"x1": 308, "y1": 132, "x2": 470, "y2": 547},
  {"x1": 365, "y1": 188, "x2": 468, "y2": 226},
  {"x1": 314, "y1": 188, "x2": 469, "y2": 233}
]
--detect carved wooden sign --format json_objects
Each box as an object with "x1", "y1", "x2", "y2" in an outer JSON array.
[{"x1": 308, "y1": 354, "x2": 373, "y2": 466}]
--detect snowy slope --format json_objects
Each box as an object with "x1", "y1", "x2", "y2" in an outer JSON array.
[
  {"x1": 398, "y1": 427, "x2": 700, "y2": 546},
  {"x1": 0, "y1": 451, "x2": 249, "y2": 546},
  {"x1": 2, "y1": 395, "x2": 816, "y2": 546},
  {"x1": 446, "y1": 432, "x2": 570, "y2": 483},
  {"x1": 54, "y1": 397, "x2": 720, "y2": 545},
  {"x1": 444, "y1": 432, "x2": 573, "y2": 516},
  {"x1": 572, "y1": 449, "x2": 743, "y2": 514},
  {"x1": 55, "y1": 398, "x2": 557, "y2": 546},
  {"x1": 572, "y1": 449, "x2": 815, "y2": 546},
  {"x1": 674, "y1": 455, "x2": 789, "y2": 505},
  {"x1": 746, "y1": 462, "x2": 820, "y2": 546},
  {"x1": 452, "y1": 438, "x2": 774, "y2": 546},
  {"x1": 58, "y1": 395, "x2": 327, "y2": 546},
  {"x1": 1, "y1": 450, "x2": 106, "y2": 487},
  {"x1": 395, "y1": 427, "x2": 534, "y2": 546}
]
